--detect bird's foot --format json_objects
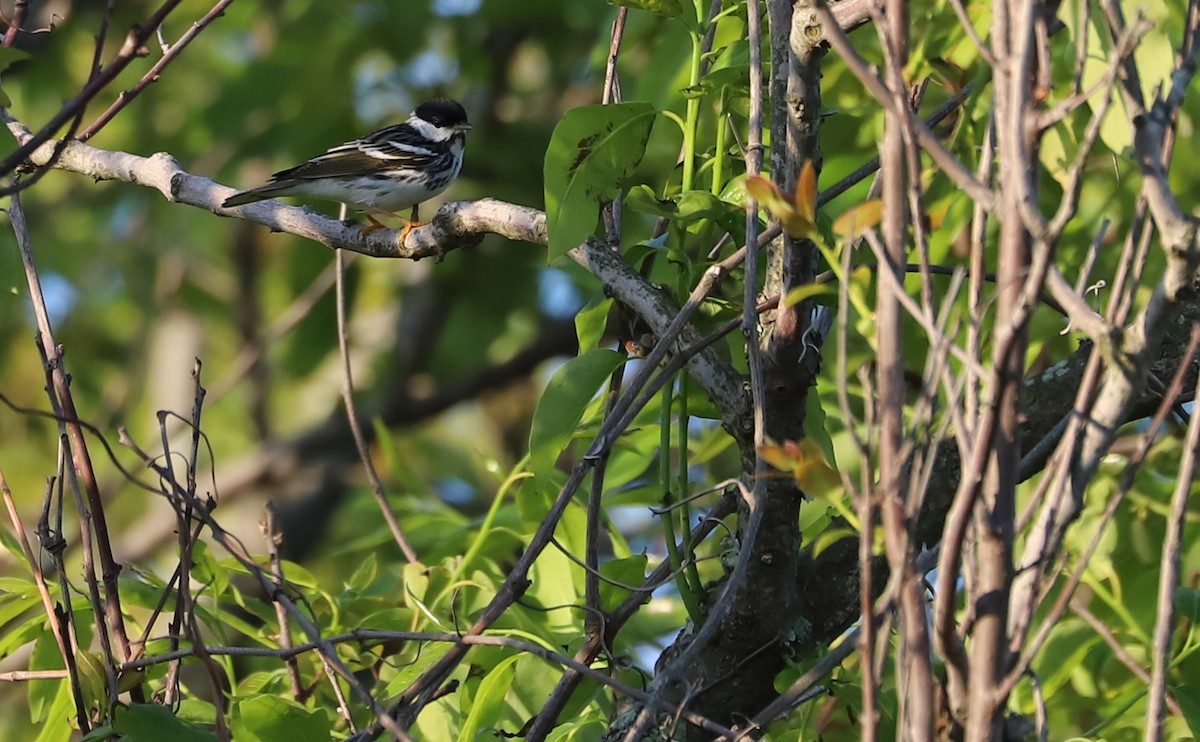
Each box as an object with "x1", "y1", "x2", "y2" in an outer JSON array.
[
  {"x1": 359, "y1": 214, "x2": 390, "y2": 235},
  {"x1": 396, "y1": 218, "x2": 429, "y2": 244}
]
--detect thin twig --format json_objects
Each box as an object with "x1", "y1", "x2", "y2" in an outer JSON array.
[
  {"x1": 1144, "y1": 326, "x2": 1200, "y2": 742},
  {"x1": 334, "y1": 246, "x2": 419, "y2": 563},
  {"x1": 0, "y1": 0, "x2": 188, "y2": 186},
  {"x1": 79, "y1": 0, "x2": 239, "y2": 140}
]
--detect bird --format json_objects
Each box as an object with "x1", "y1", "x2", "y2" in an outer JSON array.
[{"x1": 222, "y1": 98, "x2": 471, "y2": 239}]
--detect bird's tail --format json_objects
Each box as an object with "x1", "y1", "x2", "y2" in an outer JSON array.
[{"x1": 222, "y1": 182, "x2": 295, "y2": 208}]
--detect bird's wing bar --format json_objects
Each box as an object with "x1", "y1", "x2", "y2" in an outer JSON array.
[
  {"x1": 355, "y1": 123, "x2": 441, "y2": 160},
  {"x1": 269, "y1": 149, "x2": 435, "y2": 182}
]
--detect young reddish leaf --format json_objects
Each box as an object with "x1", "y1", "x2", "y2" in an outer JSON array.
[
  {"x1": 745, "y1": 174, "x2": 814, "y2": 238},
  {"x1": 758, "y1": 437, "x2": 840, "y2": 496},
  {"x1": 832, "y1": 199, "x2": 884, "y2": 239},
  {"x1": 758, "y1": 438, "x2": 803, "y2": 473},
  {"x1": 744, "y1": 175, "x2": 787, "y2": 209},
  {"x1": 794, "y1": 161, "x2": 818, "y2": 225},
  {"x1": 782, "y1": 214, "x2": 814, "y2": 238}
]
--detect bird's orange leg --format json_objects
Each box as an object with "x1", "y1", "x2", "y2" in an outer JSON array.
[
  {"x1": 360, "y1": 213, "x2": 390, "y2": 235},
  {"x1": 362, "y1": 207, "x2": 426, "y2": 241},
  {"x1": 396, "y1": 205, "x2": 426, "y2": 242}
]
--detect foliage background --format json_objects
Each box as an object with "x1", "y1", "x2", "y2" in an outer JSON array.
[{"x1": 0, "y1": 0, "x2": 1198, "y2": 740}]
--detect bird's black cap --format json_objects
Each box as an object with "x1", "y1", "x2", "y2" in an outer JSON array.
[{"x1": 414, "y1": 98, "x2": 469, "y2": 129}]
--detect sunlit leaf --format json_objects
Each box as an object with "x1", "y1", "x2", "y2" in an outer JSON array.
[
  {"x1": 758, "y1": 437, "x2": 840, "y2": 496},
  {"x1": 782, "y1": 282, "x2": 834, "y2": 308},
  {"x1": 0, "y1": 525, "x2": 28, "y2": 569},
  {"x1": 229, "y1": 696, "x2": 327, "y2": 742},
  {"x1": 575, "y1": 295, "x2": 614, "y2": 351},
  {"x1": 832, "y1": 199, "x2": 883, "y2": 239},
  {"x1": 744, "y1": 175, "x2": 813, "y2": 237},
  {"x1": 795, "y1": 161, "x2": 817, "y2": 224},
  {"x1": 811, "y1": 526, "x2": 857, "y2": 559},
  {"x1": 456, "y1": 654, "x2": 520, "y2": 742},
  {"x1": 743, "y1": 174, "x2": 786, "y2": 208},
  {"x1": 28, "y1": 634, "x2": 62, "y2": 725},
  {"x1": 34, "y1": 681, "x2": 75, "y2": 742}
]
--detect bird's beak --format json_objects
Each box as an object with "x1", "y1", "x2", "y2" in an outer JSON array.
[{"x1": 455, "y1": 123, "x2": 473, "y2": 132}]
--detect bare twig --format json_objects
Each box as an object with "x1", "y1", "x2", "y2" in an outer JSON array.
[
  {"x1": 1144, "y1": 327, "x2": 1200, "y2": 742},
  {"x1": 79, "y1": 0, "x2": 240, "y2": 141},
  {"x1": 7, "y1": 191, "x2": 135, "y2": 689},
  {"x1": 0, "y1": 0, "x2": 188, "y2": 185},
  {"x1": 334, "y1": 245, "x2": 419, "y2": 563}
]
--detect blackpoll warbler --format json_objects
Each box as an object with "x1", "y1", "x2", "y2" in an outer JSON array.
[{"x1": 223, "y1": 98, "x2": 471, "y2": 237}]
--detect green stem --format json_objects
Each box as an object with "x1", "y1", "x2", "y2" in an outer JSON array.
[
  {"x1": 677, "y1": 374, "x2": 705, "y2": 598},
  {"x1": 660, "y1": 382, "x2": 704, "y2": 625},
  {"x1": 711, "y1": 88, "x2": 728, "y2": 196},
  {"x1": 438, "y1": 460, "x2": 532, "y2": 606},
  {"x1": 680, "y1": 15, "x2": 704, "y2": 193}
]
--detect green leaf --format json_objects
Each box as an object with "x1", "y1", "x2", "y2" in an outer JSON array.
[
  {"x1": 383, "y1": 641, "x2": 456, "y2": 697},
  {"x1": 348, "y1": 552, "x2": 378, "y2": 591},
  {"x1": 527, "y1": 518, "x2": 585, "y2": 622},
  {"x1": 0, "y1": 45, "x2": 29, "y2": 105},
  {"x1": 114, "y1": 704, "x2": 218, "y2": 742},
  {"x1": 176, "y1": 699, "x2": 218, "y2": 728},
  {"x1": 805, "y1": 383, "x2": 838, "y2": 471},
  {"x1": 529, "y1": 349, "x2": 627, "y2": 480},
  {"x1": 0, "y1": 524, "x2": 28, "y2": 569},
  {"x1": 0, "y1": 575, "x2": 36, "y2": 595},
  {"x1": 782, "y1": 282, "x2": 834, "y2": 308},
  {"x1": 682, "y1": 65, "x2": 751, "y2": 99},
  {"x1": 598, "y1": 555, "x2": 648, "y2": 612},
  {"x1": 1175, "y1": 684, "x2": 1200, "y2": 738},
  {"x1": 230, "y1": 696, "x2": 329, "y2": 742},
  {"x1": 608, "y1": 0, "x2": 683, "y2": 18},
  {"x1": 0, "y1": 599, "x2": 48, "y2": 657},
  {"x1": 29, "y1": 633, "x2": 63, "y2": 724},
  {"x1": 78, "y1": 725, "x2": 116, "y2": 742},
  {"x1": 575, "y1": 296, "x2": 614, "y2": 351},
  {"x1": 1063, "y1": 0, "x2": 1172, "y2": 155},
  {"x1": 811, "y1": 526, "x2": 857, "y2": 559},
  {"x1": 456, "y1": 654, "x2": 520, "y2": 742},
  {"x1": 831, "y1": 199, "x2": 883, "y2": 239},
  {"x1": 1036, "y1": 618, "x2": 1101, "y2": 698},
  {"x1": 0, "y1": 47, "x2": 30, "y2": 70},
  {"x1": 623, "y1": 184, "x2": 677, "y2": 219},
  {"x1": 1176, "y1": 586, "x2": 1200, "y2": 623},
  {"x1": 544, "y1": 102, "x2": 656, "y2": 260},
  {"x1": 189, "y1": 541, "x2": 229, "y2": 598},
  {"x1": 34, "y1": 680, "x2": 75, "y2": 742},
  {"x1": 625, "y1": 186, "x2": 741, "y2": 233}
]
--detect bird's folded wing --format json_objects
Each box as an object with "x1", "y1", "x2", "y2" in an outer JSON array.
[{"x1": 270, "y1": 126, "x2": 441, "y2": 181}]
